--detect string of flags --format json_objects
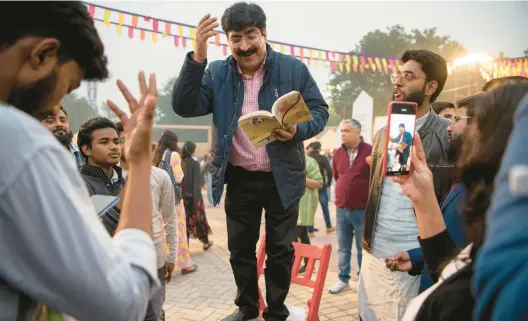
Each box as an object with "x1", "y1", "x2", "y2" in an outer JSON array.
[{"x1": 85, "y1": 2, "x2": 527, "y2": 79}]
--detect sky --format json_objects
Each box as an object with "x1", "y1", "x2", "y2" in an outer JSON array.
[{"x1": 80, "y1": 0, "x2": 528, "y2": 112}]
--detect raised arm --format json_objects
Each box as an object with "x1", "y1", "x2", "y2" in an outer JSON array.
[
  {"x1": 0, "y1": 148, "x2": 158, "y2": 321},
  {"x1": 294, "y1": 63, "x2": 329, "y2": 141},
  {"x1": 171, "y1": 52, "x2": 214, "y2": 118}
]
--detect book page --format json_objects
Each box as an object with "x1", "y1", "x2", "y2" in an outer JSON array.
[
  {"x1": 238, "y1": 115, "x2": 281, "y2": 148},
  {"x1": 271, "y1": 91, "x2": 312, "y2": 126}
]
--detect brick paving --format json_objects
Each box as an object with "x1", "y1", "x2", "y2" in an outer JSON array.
[{"x1": 165, "y1": 194, "x2": 360, "y2": 321}]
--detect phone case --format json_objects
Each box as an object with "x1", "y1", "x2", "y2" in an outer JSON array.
[{"x1": 381, "y1": 101, "x2": 418, "y2": 177}]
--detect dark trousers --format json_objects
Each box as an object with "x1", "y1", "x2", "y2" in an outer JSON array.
[
  {"x1": 225, "y1": 164, "x2": 299, "y2": 321},
  {"x1": 295, "y1": 225, "x2": 310, "y2": 265},
  {"x1": 318, "y1": 188, "x2": 332, "y2": 228}
]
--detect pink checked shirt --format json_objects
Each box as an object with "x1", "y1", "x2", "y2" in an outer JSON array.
[{"x1": 229, "y1": 60, "x2": 271, "y2": 172}]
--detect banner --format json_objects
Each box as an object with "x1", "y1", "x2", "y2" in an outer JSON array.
[{"x1": 84, "y1": 2, "x2": 527, "y2": 78}]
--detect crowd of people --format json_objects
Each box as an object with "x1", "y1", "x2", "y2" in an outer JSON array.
[{"x1": 1, "y1": 1, "x2": 528, "y2": 321}]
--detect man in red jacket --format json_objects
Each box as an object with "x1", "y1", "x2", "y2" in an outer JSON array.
[{"x1": 329, "y1": 119, "x2": 372, "y2": 294}]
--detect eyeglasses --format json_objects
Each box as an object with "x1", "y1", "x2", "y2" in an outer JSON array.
[
  {"x1": 451, "y1": 115, "x2": 473, "y2": 124},
  {"x1": 390, "y1": 72, "x2": 425, "y2": 85},
  {"x1": 228, "y1": 33, "x2": 262, "y2": 46}
]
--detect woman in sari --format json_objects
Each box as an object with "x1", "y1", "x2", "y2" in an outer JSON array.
[
  {"x1": 153, "y1": 130, "x2": 197, "y2": 274},
  {"x1": 181, "y1": 141, "x2": 213, "y2": 250}
]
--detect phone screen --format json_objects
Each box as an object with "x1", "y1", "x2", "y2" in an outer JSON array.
[{"x1": 384, "y1": 102, "x2": 416, "y2": 176}]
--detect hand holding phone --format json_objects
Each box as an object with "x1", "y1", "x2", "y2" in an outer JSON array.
[{"x1": 382, "y1": 101, "x2": 417, "y2": 177}]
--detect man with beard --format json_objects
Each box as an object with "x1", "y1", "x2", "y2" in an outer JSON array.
[
  {"x1": 358, "y1": 50, "x2": 452, "y2": 321},
  {"x1": 171, "y1": 3, "x2": 328, "y2": 321},
  {"x1": 385, "y1": 96, "x2": 476, "y2": 293},
  {"x1": 0, "y1": 2, "x2": 160, "y2": 320},
  {"x1": 41, "y1": 105, "x2": 84, "y2": 168}
]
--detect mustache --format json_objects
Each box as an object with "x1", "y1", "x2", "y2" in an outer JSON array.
[{"x1": 237, "y1": 47, "x2": 257, "y2": 57}]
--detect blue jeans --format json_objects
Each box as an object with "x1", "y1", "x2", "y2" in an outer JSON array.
[
  {"x1": 318, "y1": 188, "x2": 332, "y2": 228},
  {"x1": 336, "y1": 207, "x2": 365, "y2": 284}
]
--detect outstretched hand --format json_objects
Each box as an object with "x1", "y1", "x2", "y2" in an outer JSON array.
[
  {"x1": 107, "y1": 71, "x2": 158, "y2": 166},
  {"x1": 392, "y1": 132, "x2": 435, "y2": 205}
]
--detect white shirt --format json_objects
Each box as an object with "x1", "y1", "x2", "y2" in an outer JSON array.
[
  {"x1": 150, "y1": 167, "x2": 178, "y2": 268},
  {"x1": 0, "y1": 105, "x2": 159, "y2": 321}
]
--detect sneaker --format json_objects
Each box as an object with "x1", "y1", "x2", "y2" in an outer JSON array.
[
  {"x1": 326, "y1": 227, "x2": 336, "y2": 233},
  {"x1": 329, "y1": 280, "x2": 350, "y2": 294}
]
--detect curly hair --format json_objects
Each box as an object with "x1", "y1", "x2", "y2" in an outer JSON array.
[
  {"x1": 77, "y1": 117, "x2": 118, "y2": 160},
  {"x1": 457, "y1": 82, "x2": 528, "y2": 259}
]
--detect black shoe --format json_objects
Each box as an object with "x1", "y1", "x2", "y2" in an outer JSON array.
[{"x1": 221, "y1": 310, "x2": 259, "y2": 321}]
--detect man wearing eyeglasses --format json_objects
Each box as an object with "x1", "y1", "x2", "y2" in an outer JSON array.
[
  {"x1": 171, "y1": 2, "x2": 329, "y2": 321},
  {"x1": 359, "y1": 50, "x2": 453, "y2": 321}
]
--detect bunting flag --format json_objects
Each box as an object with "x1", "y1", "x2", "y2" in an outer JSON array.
[{"x1": 84, "y1": 2, "x2": 528, "y2": 79}]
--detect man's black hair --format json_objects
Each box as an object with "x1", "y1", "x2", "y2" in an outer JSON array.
[
  {"x1": 399, "y1": 123, "x2": 405, "y2": 128},
  {"x1": 0, "y1": 1, "x2": 108, "y2": 80},
  {"x1": 77, "y1": 117, "x2": 118, "y2": 160},
  {"x1": 432, "y1": 101, "x2": 455, "y2": 114},
  {"x1": 456, "y1": 94, "x2": 481, "y2": 108},
  {"x1": 221, "y1": 2, "x2": 267, "y2": 34},
  {"x1": 401, "y1": 50, "x2": 448, "y2": 103},
  {"x1": 115, "y1": 122, "x2": 124, "y2": 135}
]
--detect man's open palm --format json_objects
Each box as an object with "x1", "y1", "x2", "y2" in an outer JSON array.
[{"x1": 107, "y1": 72, "x2": 158, "y2": 165}]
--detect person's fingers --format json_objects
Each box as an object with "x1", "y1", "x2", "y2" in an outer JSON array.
[
  {"x1": 366, "y1": 155, "x2": 372, "y2": 166},
  {"x1": 392, "y1": 176, "x2": 406, "y2": 185},
  {"x1": 148, "y1": 73, "x2": 158, "y2": 97},
  {"x1": 138, "y1": 71, "x2": 147, "y2": 99},
  {"x1": 196, "y1": 14, "x2": 212, "y2": 31},
  {"x1": 198, "y1": 21, "x2": 219, "y2": 37},
  {"x1": 106, "y1": 99, "x2": 128, "y2": 123},
  {"x1": 116, "y1": 80, "x2": 138, "y2": 113}
]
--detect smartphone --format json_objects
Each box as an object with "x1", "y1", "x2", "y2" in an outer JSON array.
[
  {"x1": 91, "y1": 195, "x2": 120, "y2": 217},
  {"x1": 382, "y1": 101, "x2": 417, "y2": 177}
]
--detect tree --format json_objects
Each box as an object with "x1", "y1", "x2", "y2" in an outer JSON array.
[
  {"x1": 329, "y1": 26, "x2": 467, "y2": 118},
  {"x1": 62, "y1": 93, "x2": 100, "y2": 132},
  {"x1": 524, "y1": 48, "x2": 528, "y2": 57}
]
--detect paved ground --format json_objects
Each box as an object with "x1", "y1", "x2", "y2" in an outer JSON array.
[{"x1": 164, "y1": 194, "x2": 361, "y2": 321}]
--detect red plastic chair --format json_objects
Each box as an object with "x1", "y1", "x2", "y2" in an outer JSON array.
[{"x1": 257, "y1": 234, "x2": 332, "y2": 321}]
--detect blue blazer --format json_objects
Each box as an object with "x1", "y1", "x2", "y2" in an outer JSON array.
[{"x1": 408, "y1": 183, "x2": 468, "y2": 292}]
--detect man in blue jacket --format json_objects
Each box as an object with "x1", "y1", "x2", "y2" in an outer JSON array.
[{"x1": 171, "y1": 3, "x2": 328, "y2": 321}]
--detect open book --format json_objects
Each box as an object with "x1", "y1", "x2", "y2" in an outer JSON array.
[{"x1": 238, "y1": 91, "x2": 312, "y2": 148}]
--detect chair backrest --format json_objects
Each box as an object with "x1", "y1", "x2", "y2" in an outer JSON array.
[{"x1": 256, "y1": 235, "x2": 332, "y2": 321}]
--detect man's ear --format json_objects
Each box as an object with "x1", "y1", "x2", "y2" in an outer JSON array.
[
  {"x1": 81, "y1": 145, "x2": 91, "y2": 158},
  {"x1": 261, "y1": 28, "x2": 267, "y2": 42},
  {"x1": 17, "y1": 39, "x2": 60, "y2": 86},
  {"x1": 426, "y1": 81, "x2": 439, "y2": 98}
]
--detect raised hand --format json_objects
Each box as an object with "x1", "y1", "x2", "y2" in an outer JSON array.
[
  {"x1": 193, "y1": 14, "x2": 219, "y2": 63},
  {"x1": 107, "y1": 71, "x2": 158, "y2": 166},
  {"x1": 392, "y1": 132, "x2": 435, "y2": 205}
]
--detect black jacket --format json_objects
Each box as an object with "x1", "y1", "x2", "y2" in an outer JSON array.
[
  {"x1": 80, "y1": 164, "x2": 125, "y2": 235},
  {"x1": 308, "y1": 150, "x2": 332, "y2": 189},
  {"x1": 362, "y1": 110, "x2": 454, "y2": 251}
]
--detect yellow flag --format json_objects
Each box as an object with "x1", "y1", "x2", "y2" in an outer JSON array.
[
  {"x1": 190, "y1": 27, "x2": 196, "y2": 39},
  {"x1": 152, "y1": 32, "x2": 157, "y2": 43},
  {"x1": 318, "y1": 50, "x2": 323, "y2": 60},
  {"x1": 309, "y1": 49, "x2": 314, "y2": 59},
  {"x1": 118, "y1": 12, "x2": 124, "y2": 25},
  {"x1": 280, "y1": 44, "x2": 285, "y2": 53},
  {"x1": 345, "y1": 55, "x2": 351, "y2": 73},
  {"x1": 116, "y1": 24, "x2": 122, "y2": 36},
  {"x1": 178, "y1": 25, "x2": 184, "y2": 36},
  {"x1": 270, "y1": 42, "x2": 275, "y2": 50},
  {"x1": 103, "y1": 9, "x2": 111, "y2": 27}
]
